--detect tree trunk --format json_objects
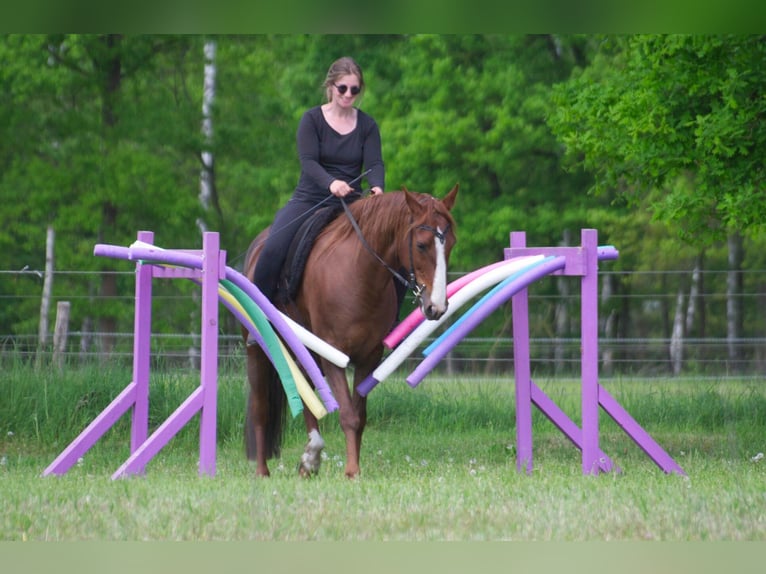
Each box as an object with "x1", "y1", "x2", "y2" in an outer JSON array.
[
  {"x1": 670, "y1": 289, "x2": 684, "y2": 376},
  {"x1": 601, "y1": 273, "x2": 615, "y2": 376},
  {"x1": 97, "y1": 34, "x2": 122, "y2": 356},
  {"x1": 685, "y1": 255, "x2": 702, "y2": 337},
  {"x1": 554, "y1": 229, "x2": 570, "y2": 374},
  {"x1": 727, "y1": 232, "x2": 744, "y2": 372},
  {"x1": 190, "y1": 40, "x2": 221, "y2": 368},
  {"x1": 198, "y1": 40, "x2": 221, "y2": 228}
]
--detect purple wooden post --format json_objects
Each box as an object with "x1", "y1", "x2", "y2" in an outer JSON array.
[
  {"x1": 198, "y1": 231, "x2": 222, "y2": 477},
  {"x1": 130, "y1": 231, "x2": 153, "y2": 467},
  {"x1": 510, "y1": 231, "x2": 534, "y2": 474},
  {"x1": 580, "y1": 229, "x2": 600, "y2": 474}
]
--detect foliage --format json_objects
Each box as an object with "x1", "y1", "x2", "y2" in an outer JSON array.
[
  {"x1": 549, "y1": 34, "x2": 766, "y2": 246},
  {"x1": 2, "y1": 34, "x2": 763, "y2": 346}
]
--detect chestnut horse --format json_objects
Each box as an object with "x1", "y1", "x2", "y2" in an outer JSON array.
[{"x1": 243, "y1": 185, "x2": 458, "y2": 478}]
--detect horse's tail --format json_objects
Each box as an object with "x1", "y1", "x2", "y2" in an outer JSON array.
[{"x1": 244, "y1": 345, "x2": 287, "y2": 461}]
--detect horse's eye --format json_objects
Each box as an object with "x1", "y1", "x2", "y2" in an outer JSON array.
[{"x1": 416, "y1": 242, "x2": 427, "y2": 252}]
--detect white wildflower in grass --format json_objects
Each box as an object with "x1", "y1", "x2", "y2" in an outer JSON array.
[
  {"x1": 469, "y1": 468, "x2": 477, "y2": 476},
  {"x1": 76, "y1": 457, "x2": 84, "y2": 467},
  {"x1": 6, "y1": 431, "x2": 13, "y2": 437},
  {"x1": 751, "y1": 452, "x2": 764, "y2": 463},
  {"x1": 404, "y1": 455, "x2": 411, "y2": 464},
  {"x1": 0, "y1": 456, "x2": 7, "y2": 466},
  {"x1": 420, "y1": 459, "x2": 427, "y2": 467}
]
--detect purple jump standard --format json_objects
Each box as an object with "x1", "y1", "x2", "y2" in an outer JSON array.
[
  {"x1": 43, "y1": 231, "x2": 225, "y2": 479},
  {"x1": 506, "y1": 229, "x2": 684, "y2": 476},
  {"x1": 43, "y1": 230, "x2": 338, "y2": 480}
]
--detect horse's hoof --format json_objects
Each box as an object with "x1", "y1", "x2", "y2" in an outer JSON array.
[{"x1": 297, "y1": 463, "x2": 317, "y2": 478}]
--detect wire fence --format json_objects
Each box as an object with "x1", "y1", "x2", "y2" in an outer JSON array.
[{"x1": 2, "y1": 267, "x2": 766, "y2": 378}]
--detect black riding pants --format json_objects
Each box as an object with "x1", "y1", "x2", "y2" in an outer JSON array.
[{"x1": 252, "y1": 197, "x2": 321, "y2": 302}]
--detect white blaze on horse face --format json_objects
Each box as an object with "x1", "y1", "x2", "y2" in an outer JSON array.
[{"x1": 430, "y1": 226, "x2": 448, "y2": 312}]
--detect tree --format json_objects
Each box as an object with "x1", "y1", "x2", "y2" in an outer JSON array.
[
  {"x1": 548, "y1": 34, "x2": 766, "y2": 369},
  {"x1": 0, "y1": 34, "x2": 204, "y2": 347},
  {"x1": 549, "y1": 34, "x2": 766, "y2": 244}
]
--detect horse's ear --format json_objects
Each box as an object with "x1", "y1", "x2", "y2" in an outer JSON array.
[
  {"x1": 441, "y1": 184, "x2": 459, "y2": 211},
  {"x1": 403, "y1": 187, "x2": 425, "y2": 216}
]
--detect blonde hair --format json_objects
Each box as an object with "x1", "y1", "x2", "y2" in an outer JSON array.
[{"x1": 323, "y1": 57, "x2": 364, "y2": 102}]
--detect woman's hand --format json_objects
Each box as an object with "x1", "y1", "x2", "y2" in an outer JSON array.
[
  {"x1": 370, "y1": 186, "x2": 383, "y2": 195},
  {"x1": 329, "y1": 179, "x2": 354, "y2": 197}
]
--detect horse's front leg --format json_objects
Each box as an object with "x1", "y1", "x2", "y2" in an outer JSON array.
[
  {"x1": 323, "y1": 363, "x2": 364, "y2": 478},
  {"x1": 350, "y1": 388, "x2": 368, "y2": 468},
  {"x1": 298, "y1": 408, "x2": 324, "y2": 477}
]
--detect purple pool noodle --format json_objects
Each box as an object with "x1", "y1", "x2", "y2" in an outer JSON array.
[
  {"x1": 356, "y1": 374, "x2": 378, "y2": 397},
  {"x1": 406, "y1": 257, "x2": 567, "y2": 387},
  {"x1": 127, "y1": 245, "x2": 206, "y2": 269},
  {"x1": 94, "y1": 244, "x2": 131, "y2": 259}
]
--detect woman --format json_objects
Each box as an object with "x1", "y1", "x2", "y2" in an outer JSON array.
[{"x1": 252, "y1": 56, "x2": 385, "y2": 303}]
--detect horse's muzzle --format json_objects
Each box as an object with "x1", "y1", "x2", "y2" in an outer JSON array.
[{"x1": 423, "y1": 299, "x2": 448, "y2": 321}]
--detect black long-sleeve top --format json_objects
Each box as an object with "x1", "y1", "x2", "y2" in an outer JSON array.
[{"x1": 293, "y1": 105, "x2": 385, "y2": 202}]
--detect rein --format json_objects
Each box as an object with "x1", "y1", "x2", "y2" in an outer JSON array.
[{"x1": 340, "y1": 196, "x2": 450, "y2": 303}]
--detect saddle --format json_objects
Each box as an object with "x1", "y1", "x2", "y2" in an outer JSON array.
[{"x1": 277, "y1": 205, "x2": 343, "y2": 303}]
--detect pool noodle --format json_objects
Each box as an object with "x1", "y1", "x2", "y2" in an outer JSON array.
[
  {"x1": 356, "y1": 255, "x2": 545, "y2": 396},
  {"x1": 123, "y1": 240, "x2": 339, "y2": 412},
  {"x1": 383, "y1": 259, "x2": 517, "y2": 349},
  {"x1": 405, "y1": 256, "x2": 567, "y2": 387},
  {"x1": 220, "y1": 280, "x2": 327, "y2": 419}
]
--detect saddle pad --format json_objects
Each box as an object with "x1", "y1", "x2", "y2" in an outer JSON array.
[{"x1": 281, "y1": 205, "x2": 343, "y2": 301}]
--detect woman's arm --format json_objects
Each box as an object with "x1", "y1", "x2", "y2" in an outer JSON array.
[
  {"x1": 296, "y1": 110, "x2": 335, "y2": 191},
  {"x1": 363, "y1": 118, "x2": 385, "y2": 193}
]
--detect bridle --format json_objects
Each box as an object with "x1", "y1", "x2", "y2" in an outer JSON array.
[{"x1": 340, "y1": 196, "x2": 451, "y2": 305}]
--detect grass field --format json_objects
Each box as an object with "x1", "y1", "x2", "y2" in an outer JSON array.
[{"x1": 2, "y1": 362, "x2": 766, "y2": 541}]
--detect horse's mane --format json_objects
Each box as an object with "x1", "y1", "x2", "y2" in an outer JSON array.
[{"x1": 312, "y1": 190, "x2": 455, "y2": 261}]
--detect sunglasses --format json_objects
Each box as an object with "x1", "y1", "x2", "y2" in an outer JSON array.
[{"x1": 334, "y1": 83, "x2": 361, "y2": 96}]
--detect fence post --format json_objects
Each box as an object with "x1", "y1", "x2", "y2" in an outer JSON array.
[{"x1": 52, "y1": 301, "x2": 70, "y2": 368}]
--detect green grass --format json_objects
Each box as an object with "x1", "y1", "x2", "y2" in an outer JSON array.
[{"x1": 2, "y1": 361, "x2": 766, "y2": 541}]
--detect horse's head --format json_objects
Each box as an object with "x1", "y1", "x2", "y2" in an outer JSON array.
[{"x1": 402, "y1": 184, "x2": 459, "y2": 320}]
